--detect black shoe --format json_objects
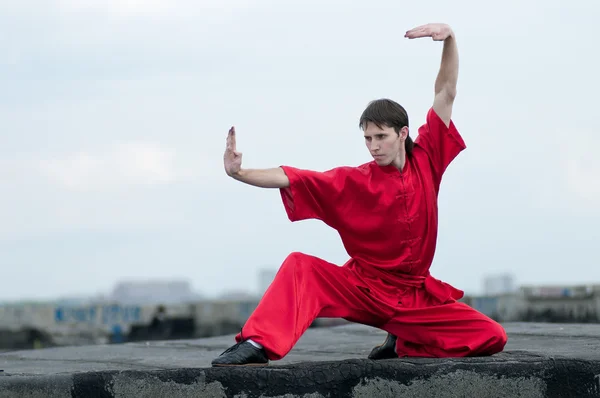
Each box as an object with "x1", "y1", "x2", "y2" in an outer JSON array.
[
  {"x1": 211, "y1": 341, "x2": 269, "y2": 367},
  {"x1": 368, "y1": 332, "x2": 398, "y2": 360}
]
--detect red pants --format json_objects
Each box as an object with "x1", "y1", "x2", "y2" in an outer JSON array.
[{"x1": 236, "y1": 252, "x2": 507, "y2": 360}]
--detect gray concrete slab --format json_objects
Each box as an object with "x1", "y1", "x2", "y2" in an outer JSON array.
[{"x1": 0, "y1": 323, "x2": 600, "y2": 397}]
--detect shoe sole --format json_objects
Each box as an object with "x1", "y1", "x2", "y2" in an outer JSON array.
[{"x1": 211, "y1": 363, "x2": 269, "y2": 367}]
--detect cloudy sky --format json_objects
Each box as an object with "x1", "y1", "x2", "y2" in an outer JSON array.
[{"x1": 1, "y1": 0, "x2": 598, "y2": 302}]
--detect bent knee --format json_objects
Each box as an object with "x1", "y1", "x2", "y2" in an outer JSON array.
[
  {"x1": 281, "y1": 252, "x2": 315, "y2": 272},
  {"x1": 281, "y1": 252, "x2": 332, "y2": 276},
  {"x1": 282, "y1": 251, "x2": 310, "y2": 267},
  {"x1": 487, "y1": 321, "x2": 508, "y2": 352},
  {"x1": 284, "y1": 251, "x2": 309, "y2": 262}
]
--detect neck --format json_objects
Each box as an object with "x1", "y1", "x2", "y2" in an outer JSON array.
[{"x1": 390, "y1": 151, "x2": 406, "y2": 171}]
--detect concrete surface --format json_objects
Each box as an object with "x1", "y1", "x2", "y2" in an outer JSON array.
[{"x1": 0, "y1": 322, "x2": 599, "y2": 397}]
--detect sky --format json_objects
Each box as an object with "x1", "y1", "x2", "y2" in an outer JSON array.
[{"x1": 1, "y1": 0, "x2": 598, "y2": 301}]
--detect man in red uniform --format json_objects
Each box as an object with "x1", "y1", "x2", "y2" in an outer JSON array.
[{"x1": 212, "y1": 22, "x2": 507, "y2": 367}]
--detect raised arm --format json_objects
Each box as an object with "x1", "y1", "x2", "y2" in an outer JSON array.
[
  {"x1": 224, "y1": 126, "x2": 290, "y2": 188},
  {"x1": 405, "y1": 23, "x2": 458, "y2": 127}
]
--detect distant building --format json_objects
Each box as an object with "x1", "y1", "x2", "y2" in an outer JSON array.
[
  {"x1": 483, "y1": 273, "x2": 516, "y2": 296},
  {"x1": 218, "y1": 291, "x2": 256, "y2": 300},
  {"x1": 110, "y1": 280, "x2": 200, "y2": 304},
  {"x1": 257, "y1": 269, "x2": 277, "y2": 296}
]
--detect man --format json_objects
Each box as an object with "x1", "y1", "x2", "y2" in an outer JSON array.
[{"x1": 212, "y1": 23, "x2": 507, "y2": 367}]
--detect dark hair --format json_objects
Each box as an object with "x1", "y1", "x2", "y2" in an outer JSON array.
[{"x1": 359, "y1": 98, "x2": 414, "y2": 156}]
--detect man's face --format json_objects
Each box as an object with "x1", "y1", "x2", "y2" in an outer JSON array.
[{"x1": 363, "y1": 122, "x2": 406, "y2": 166}]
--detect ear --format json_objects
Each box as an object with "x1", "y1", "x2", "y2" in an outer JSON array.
[{"x1": 399, "y1": 126, "x2": 409, "y2": 141}]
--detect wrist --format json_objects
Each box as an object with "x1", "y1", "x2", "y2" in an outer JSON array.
[{"x1": 230, "y1": 168, "x2": 245, "y2": 180}]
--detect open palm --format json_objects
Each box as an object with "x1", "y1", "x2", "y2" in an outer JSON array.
[
  {"x1": 224, "y1": 126, "x2": 242, "y2": 176},
  {"x1": 405, "y1": 23, "x2": 453, "y2": 41}
]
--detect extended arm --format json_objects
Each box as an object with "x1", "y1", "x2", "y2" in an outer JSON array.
[
  {"x1": 405, "y1": 23, "x2": 458, "y2": 126},
  {"x1": 223, "y1": 126, "x2": 290, "y2": 188},
  {"x1": 231, "y1": 167, "x2": 290, "y2": 188},
  {"x1": 433, "y1": 33, "x2": 458, "y2": 126}
]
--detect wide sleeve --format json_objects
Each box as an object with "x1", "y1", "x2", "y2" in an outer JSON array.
[
  {"x1": 278, "y1": 165, "x2": 347, "y2": 225},
  {"x1": 414, "y1": 107, "x2": 467, "y2": 185}
]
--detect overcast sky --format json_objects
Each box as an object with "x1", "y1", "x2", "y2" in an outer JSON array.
[{"x1": 1, "y1": 0, "x2": 598, "y2": 302}]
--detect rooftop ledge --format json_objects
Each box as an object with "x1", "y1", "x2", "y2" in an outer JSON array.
[{"x1": 1, "y1": 322, "x2": 600, "y2": 397}]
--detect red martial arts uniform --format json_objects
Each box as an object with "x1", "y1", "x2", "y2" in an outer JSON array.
[{"x1": 235, "y1": 108, "x2": 507, "y2": 360}]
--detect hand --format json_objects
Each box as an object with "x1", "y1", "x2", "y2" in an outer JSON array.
[
  {"x1": 405, "y1": 23, "x2": 453, "y2": 41},
  {"x1": 224, "y1": 126, "x2": 242, "y2": 177}
]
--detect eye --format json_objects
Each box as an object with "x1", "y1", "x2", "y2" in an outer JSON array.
[{"x1": 376, "y1": 134, "x2": 385, "y2": 140}]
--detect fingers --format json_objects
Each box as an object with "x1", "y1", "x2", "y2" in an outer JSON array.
[
  {"x1": 226, "y1": 126, "x2": 236, "y2": 152},
  {"x1": 406, "y1": 25, "x2": 426, "y2": 34},
  {"x1": 405, "y1": 23, "x2": 451, "y2": 40},
  {"x1": 405, "y1": 25, "x2": 427, "y2": 34},
  {"x1": 405, "y1": 31, "x2": 428, "y2": 39},
  {"x1": 405, "y1": 24, "x2": 433, "y2": 39},
  {"x1": 405, "y1": 29, "x2": 430, "y2": 39}
]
